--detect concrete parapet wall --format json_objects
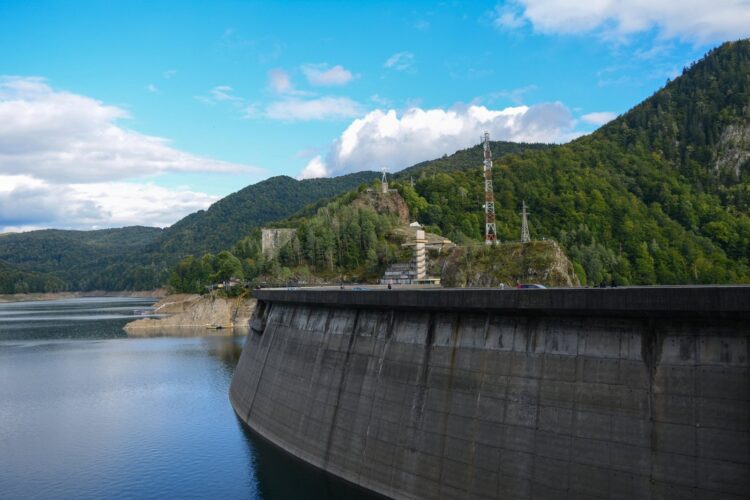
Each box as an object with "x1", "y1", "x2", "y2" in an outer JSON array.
[{"x1": 230, "y1": 287, "x2": 750, "y2": 499}]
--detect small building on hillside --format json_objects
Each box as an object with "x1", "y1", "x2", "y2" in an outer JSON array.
[{"x1": 380, "y1": 227, "x2": 441, "y2": 285}]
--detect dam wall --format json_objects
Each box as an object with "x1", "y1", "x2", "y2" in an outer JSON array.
[{"x1": 229, "y1": 287, "x2": 750, "y2": 499}]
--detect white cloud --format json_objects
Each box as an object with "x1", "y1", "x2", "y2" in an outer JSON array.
[
  {"x1": 195, "y1": 85, "x2": 244, "y2": 105},
  {"x1": 298, "y1": 156, "x2": 328, "y2": 180},
  {"x1": 268, "y1": 68, "x2": 293, "y2": 93},
  {"x1": 384, "y1": 52, "x2": 415, "y2": 71},
  {"x1": 265, "y1": 97, "x2": 364, "y2": 121},
  {"x1": 301, "y1": 64, "x2": 354, "y2": 86},
  {"x1": 163, "y1": 69, "x2": 177, "y2": 79},
  {"x1": 0, "y1": 174, "x2": 219, "y2": 231},
  {"x1": 209, "y1": 85, "x2": 241, "y2": 102},
  {"x1": 581, "y1": 111, "x2": 618, "y2": 125},
  {"x1": 300, "y1": 103, "x2": 577, "y2": 178},
  {"x1": 0, "y1": 76, "x2": 260, "y2": 183},
  {"x1": 146, "y1": 84, "x2": 158, "y2": 93},
  {"x1": 494, "y1": 0, "x2": 750, "y2": 43},
  {"x1": 493, "y1": 4, "x2": 526, "y2": 29},
  {"x1": 0, "y1": 77, "x2": 266, "y2": 231}
]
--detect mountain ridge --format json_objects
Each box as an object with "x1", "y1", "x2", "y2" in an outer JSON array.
[
  {"x1": 3, "y1": 40, "x2": 750, "y2": 290},
  {"x1": 208, "y1": 40, "x2": 750, "y2": 288}
]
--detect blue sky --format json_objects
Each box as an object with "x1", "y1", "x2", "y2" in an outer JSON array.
[{"x1": 1, "y1": 0, "x2": 748, "y2": 231}]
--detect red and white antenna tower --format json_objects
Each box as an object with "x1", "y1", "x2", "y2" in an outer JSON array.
[{"x1": 482, "y1": 131, "x2": 498, "y2": 245}]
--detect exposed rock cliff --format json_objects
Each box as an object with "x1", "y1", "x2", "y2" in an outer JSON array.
[
  {"x1": 440, "y1": 240, "x2": 580, "y2": 287},
  {"x1": 350, "y1": 189, "x2": 410, "y2": 223},
  {"x1": 124, "y1": 293, "x2": 256, "y2": 335},
  {"x1": 714, "y1": 121, "x2": 750, "y2": 181}
]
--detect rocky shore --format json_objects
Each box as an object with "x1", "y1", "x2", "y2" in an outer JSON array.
[{"x1": 124, "y1": 293, "x2": 256, "y2": 336}]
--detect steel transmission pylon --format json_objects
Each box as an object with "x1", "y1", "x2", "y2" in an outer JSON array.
[
  {"x1": 520, "y1": 200, "x2": 531, "y2": 243},
  {"x1": 482, "y1": 132, "x2": 498, "y2": 245}
]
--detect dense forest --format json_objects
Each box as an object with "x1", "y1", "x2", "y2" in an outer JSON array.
[
  {"x1": 0, "y1": 261, "x2": 66, "y2": 294},
  {"x1": 157, "y1": 171, "x2": 380, "y2": 255},
  {"x1": 0, "y1": 227, "x2": 164, "y2": 291},
  {"x1": 168, "y1": 187, "x2": 411, "y2": 292},
  {"x1": 169, "y1": 40, "x2": 750, "y2": 291},
  {"x1": 398, "y1": 140, "x2": 551, "y2": 177},
  {"x1": 385, "y1": 41, "x2": 750, "y2": 285}
]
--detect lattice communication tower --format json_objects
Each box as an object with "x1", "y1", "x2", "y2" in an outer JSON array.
[
  {"x1": 520, "y1": 200, "x2": 530, "y2": 243},
  {"x1": 482, "y1": 132, "x2": 498, "y2": 245}
]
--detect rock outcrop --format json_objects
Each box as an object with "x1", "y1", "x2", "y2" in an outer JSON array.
[
  {"x1": 350, "y1": 189, "x2": 410, "y2": 224},
  {"x1": 124, "y1": 294, "x2": 256, "y2": 335},
  {"x1": 440, "y1": 239, "x2": 580, "y2": 287},
  {"x1": 714, "y1": 121, "x2": 750, "y2": 181}
]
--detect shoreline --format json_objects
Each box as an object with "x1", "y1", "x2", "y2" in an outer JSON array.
[
  {"x1": 0, "y1": 289, "x2": 167, "y2": 303},
  {"x1": 124, "y1": 294, "x2": 256, "y2": 336}
]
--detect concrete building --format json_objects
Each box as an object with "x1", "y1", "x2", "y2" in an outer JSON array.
[{"x1": 381, "y1": 227, "x2": 440, "y2": 285}]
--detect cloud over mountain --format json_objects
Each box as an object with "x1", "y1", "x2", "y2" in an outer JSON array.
[
  {"x1": 299, "y1": 103, "x2": 576, "y2": 179},
  {"x1": 0, "y1": 76, "x2": 257, "y2": 231},
  {"x1": 0, "y1": 174, "x2": 219, "y2": 232}
]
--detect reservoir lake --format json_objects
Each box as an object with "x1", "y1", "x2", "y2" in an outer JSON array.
[{"x1": 0, "y1": 297, "x2": 372, "y2": 499}]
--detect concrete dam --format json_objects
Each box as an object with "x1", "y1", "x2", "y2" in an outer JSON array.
[{"x1": 229, "y1": 287, "x2": 750, "y2": 499}]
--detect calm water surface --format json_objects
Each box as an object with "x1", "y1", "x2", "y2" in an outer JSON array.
[{"x1": 0, "y1": 297, "x2": 372, "y2": 499}]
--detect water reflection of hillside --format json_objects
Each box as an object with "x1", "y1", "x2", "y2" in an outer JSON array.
[
  {"x1": 208, "y1": 332, "x2": 246, "y2": 375},
  {"x1": 235, "y1": 416, "x2": 382, "y2": 500}
]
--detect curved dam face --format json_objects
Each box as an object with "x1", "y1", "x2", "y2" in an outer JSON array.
[{"x1": 230, "y1": 287, "x2": 750, "y2": 499}]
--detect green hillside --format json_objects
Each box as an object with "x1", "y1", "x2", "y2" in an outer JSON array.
[
  {"x1": 174, "y1": 40, "x2": 750, "y2": 289},
  {"x1": 0, "y1": 172, "x2": 381, "y2": 291},
  {"x1": 395, "y1": 40, "x2": 750, "y2": 284},
  {"x1": 0, "y1": 260, "x2": 67, "y2": 294},
  {"x1": 0, "y1": 226, "x2": 166, "y2": 290},
  {"x1": 157, "y1": 171, "x2": 381, "y2": 255},
  {"x1": 398, "y1": 141, "x2": 550, "y2": 177}
]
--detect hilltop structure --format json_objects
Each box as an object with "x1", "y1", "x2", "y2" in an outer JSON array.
[{"x1": 380, "y1": 224, "x2": 444, "y2": 285}]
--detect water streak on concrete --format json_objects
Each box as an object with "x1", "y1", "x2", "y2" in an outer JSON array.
[{"x1": 230, "y1": 287, "x2": 750, "y2": 499}]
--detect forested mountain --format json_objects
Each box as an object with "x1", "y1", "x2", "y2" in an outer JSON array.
[
  {"x1": 391, "y1": 40, "x2": 750, "y2": 284},
  {"x1": 157, "y1": 171, "x2": 380, "y2": 255},
  {"x1": 599, "y1": 40, "x2": 750, "y2": 189},
  {"x1": 4, "y1": 40, "x2": 750, "y2": 291},
  {"x1": 0, "y1": 227, "x2": 164, "y2": 290},
  {"x1": 0, "y1": 172, "x2": 380, "y2": 291},
  {"x1": 171, "y1": 40, "x2": 750, "y2": 289},
  {"x1": 398, "y1": 141, "x2": 550, "y2": 177}
]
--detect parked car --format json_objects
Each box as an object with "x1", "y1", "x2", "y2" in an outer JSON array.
[{"x1": 517, "y1": 283, "x2": 547, "y2": 289}]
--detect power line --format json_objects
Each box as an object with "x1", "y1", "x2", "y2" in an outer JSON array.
[{"x1": 520, "y1": 200, "x2": 530, "y2": 243}]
